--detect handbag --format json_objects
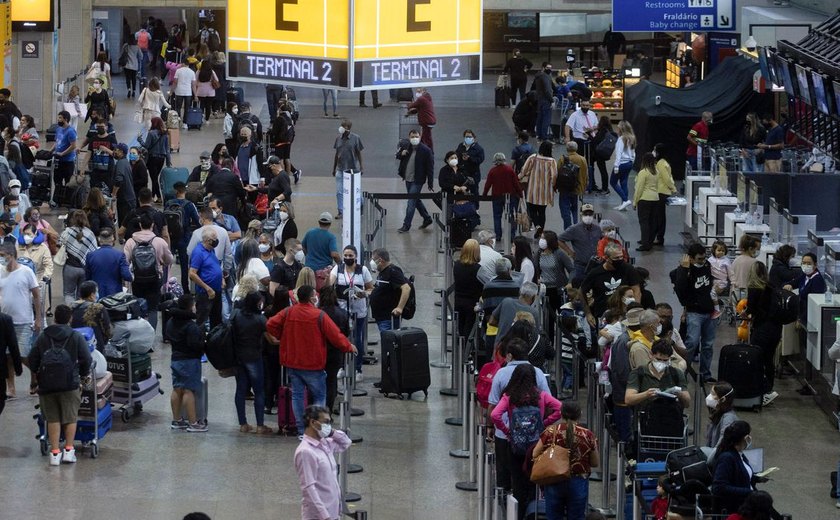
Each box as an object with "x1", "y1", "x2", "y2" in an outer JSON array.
[
  {"x1": 53, "y1": 244, "x2": 67, "y2": 266},
  {"x1": 530, "y1": 425, "x2": 571, "y2": 485},
  {"x1": 516, "y1": 200, "x2": 531, "y2": 232},
  {"x1": 211, "y1": 72, "x2": 221, "y2": 90}
]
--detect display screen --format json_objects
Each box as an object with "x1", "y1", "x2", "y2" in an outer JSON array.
[
  {"x1": 779, "y1": 56, "x2": 796, "y2": 97},
  {"x1": 758, "y1": 47, "x2": 774, "y2": 85},
  {"x1": 795, "y1": 63, "x2": 812, "y2": 105},
  {"x1": 11, "y1": 0, "x2": 54, "y2": 31},
  {"x1": 508, "y1": 11, "x2": 538, "y2": 28},
  {"x1": 769, "y1": 53, "x2": 785, "y2": 88},
  {"x1": 811, "y1": 71, "x2": 830, "y2": 115}
]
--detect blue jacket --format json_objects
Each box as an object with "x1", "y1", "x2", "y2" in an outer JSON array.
[
  {"x1": 85, "y1": 246, "x2": 133, "y2": 298},
  {"x1": 396, "y1": 141, "x2": 434, "y2": 189},
  {"x1": 711, "y1": 449, "x2": 756, "y2": 514}
]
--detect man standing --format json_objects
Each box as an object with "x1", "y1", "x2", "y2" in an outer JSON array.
[
  {"x1": 480, "y1": 258, "x2": 522, "y2": 357},
  {"x1": 119, "y1": 187, "x2": 171, "y2": 245},
  {"x1": 189, "y1": 228, "x2": 224, "y2": 328},
  {"x1": 207, "y1": 197, "x2": 242, "y2": 243},
  {"x1": 532, "y1": 62, "x2": 554, "y2": 142},
  {"x1": 262, "y1": 155, "x2": 293, "y2": 205},
  {"x1": 396, "y1": 129, "x2": 434, "y2": 233},
  {"x1": 602, "y1": 25, "x2": 626, "y2": 68},
  {"x1": 235, "y1": 126, "x2": 262, "y2": 188},
  {"x1": 294, "y1": 405, "x2": 352, "y2": 520},
  {"x1": 369, "y1": 248, "x2": 410, "y2": 333},
  {"x1": 757, "y1": 113, "x2": 784, "y2": 173},
  {"x1": 406, "y1": 88, "x2": 437, "y2": 151},
  {"x1": 204, "y1": 162, "x2": 246, "y2": 221},
  {"x1": 188, "y1": 150, "x2": 220, "y2": 185},
  {"x1": 236, "y1": 102, "x2": 264, "y2": 144},
  {"x1": 166, "y1": 182, "x2": 201, "y2": 290},
  {"x1": 558, "y1": 141, "x2": 588, "y2": 229},
  {"x1": 28, "y1": 304, "x2": 92, "y2": 466},
  {"x1": 332, "y1": 119, "x2": 364, "y2": 220},
  {"x1": 266, "y1": 285, "x2": 357, "y2": 435},
  {"x1": 49, "y1": 111, "x2": 77, "y2": 189},
  {"x1": 580, "y1": 242, "x2": 641, "y2": 326},
  {"x1": 0, "y1": 242, "x2": 41, "y2": 397},
  {"x1": 172, "y1": 58, "x2": 196, "y2": 122},
  {"x1": 302, "y1": 212, "x2": 341, "y2": 282},
  {"x1": 269, "y1": 238, "x2": 304, "y2": 295},
  {"x1": 557, "y1": 203, "x2": 603, "y2": 283},
  {"x1": 488, "y1": 282, "x2": 541, "y2": 345},
  {"x1": 686, "y1": 111, "x2": 712, "y2": 171},
  {"x1": 564, "y1": 100, "x2": 599, "y2": 192},
  {"x1": 674, "y1": 242, "x2": 718, "y2": 383},
  {"x1": 124, "y1": 213, "x2": 174, "y2": 332},
  {"x1": 503, "y1": 49, "x2": 533, "y2": 106},
  {"x1": 0, "y1": 310, "x2": 21, "y2": 416},
  {"x1": 85, "y1": 229, "x2": 133, "y2": 298},
  {"x1": 110, "y1": 143, "x2": 137, "y2": 228}
]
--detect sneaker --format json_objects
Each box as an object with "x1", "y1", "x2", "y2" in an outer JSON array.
[
  {"x1": 182, "y1": 123, "x2": 188, "y2": 130},
  {"x1": 835, "y1": 500, "x2": 840, "y2": 509},
  {"x1": 420, "y1": 217, "x2": 434, "y2": 229},
  {"x1": 711, "y1": 309, "x2": 722, "y2": 320},
  {"x1": 762, "y1": 391, "x2": 779, "y2": 406},
  {"x1": 170, "y1": 419, "x2": 189, "y2": 430},
  {"x1": 397, "y1": 226, "x2": 410, "y2": 234},
  {"x1": 264, "y1": 407, "x2": 276, "y2": 415},
  {"x1": 293, "y1": 168, "x2": 302, "y2": 184},
  {"x1": 49, "y1": 451, "x2": 61, "y2": 466},
  {"x1": 355, "y1": 371, "x2": 364, "y2": 382},
  {"x1": 240, "y1": 424, "x2": 254, "y2": 433},
  {"x1": 335, "y1": 213, "x2": 343, "y2": 220},
  {"x1": 618, "y1": 200, "x2": 633, "y2": 211},
  {"x1": 337, "y1": 368, "x2": 346, "y2": 379},
  {"x1": 297, "y1": 434, "x2": 305, "y2": 441},
  {"x1": 256, "y1": 425, "x2": 274, "y2": 435},
  {"x1": 62, "y1": 447, "x2": 77, "y2": 463},
  {"x1": 201, "y1": 354, "x2": 208, "y2": 363},
  {"x1": 187, "y1": 422, "x2": 208, "y2": 432}
]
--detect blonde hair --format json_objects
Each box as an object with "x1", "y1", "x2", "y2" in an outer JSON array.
[
  {"x1": 460, "y1": 239, "x2": 481, "y2": 265},
  {"x1": 747, "y1": 261, "x2": 768, "y2": 290},
  {"x1": 618, "y1": 120, "x2": 636, "y2": 149},
  {"x1": 295, "y1": 267, "x2": 316, "y2": 290},
  {"x1": 234, "y1": 274, "x2": 260, "y2": 300}
]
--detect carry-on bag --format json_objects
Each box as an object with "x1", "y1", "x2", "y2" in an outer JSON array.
[
  {"x1": 185, "y1": 103, "x2": 204, "y2": 130},
  {"x1": 717, "y1": 343, "x2": 764, "y2": 410},
  {"x1": 495, "y1": 86, "x2": 510, "y2": 107},
  {"x1": 379, "y1": 326, "x2": 431, "y2": 399}
]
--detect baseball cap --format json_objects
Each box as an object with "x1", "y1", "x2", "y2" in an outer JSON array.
[
  {"x1": 199, "y1": 150, "x2": 211, "y2": 159},
  {"x1": 581, "y1": 203, "x2": 595, "y2": 214},
  {"x1": 263, "y1": 155, "x2": 281, "y2": 166},
  {"x1": 115, "y1": 143, "x2": 129, "y2": 155},
  {"x1": 319, "y1": 211, "x2": 334, "y2": 224},
  {"x1": 8, "y1": 179, "x2": 21, "y2": 188}
]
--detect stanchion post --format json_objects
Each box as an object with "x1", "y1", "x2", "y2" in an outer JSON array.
[
  {"x1": 501, "y1": 193, "x2": 511, "y2": 255},
  {"x1": 342, "y1": 353, "x2": 363, "y2": 445},
  {"x1": 616, "y1": 441, "x2": 625, "y2": 520},
  {"x1": 477, "y1": 426, "x2": 487, "y2": 520},
  {"x1": 586, "y1": 360, "x2": 597, "y2": 429},
  {"x1": 338, "y1": 401, "x2": 361, "y2": 503},
  {"x1": 571, "y1": 345, "x2": 581, "y2": 401},
  {"x1": 553, "y1": 314, "x2": 563, "y2": 393},
  {"x1": 492, "y1": 487, "x2": 504, "y2": 520},
  {"x1": 432, "y1": 289, "x2": 451, "y2": 368},
  {"x1": 447, "y1": 354, "x2": 469, "y2": 435},
  {"x1": 594, "y1": 412, "x2": 615, "y2": 517},
  {"x1": 441, "y1": 312, "x2": 461, "y2": 397},
  {"x1": 456, "y1": 392, "x2": 479, "y2": 490},
  {"x1": 482, "y1": 452, "x2": 496, "y2": 520},
  {"x1": 693, "y1": 373, "x2": 703, "y2": 446}
]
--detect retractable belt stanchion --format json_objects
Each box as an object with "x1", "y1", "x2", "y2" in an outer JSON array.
[
  {"x1": 338, "y1": 401, "x2": 361, "y2": 503},
  {"x1": 491, "y1": 487, "x2": 504, "y2": 520},
  {"x1": 431, "y1": 211, "x2": 443, "y2": 277},
  {"x1": 432, "y1": 287, "x2": 452, "y2": 369},
  {"x1": 481, "y1": 452, "x2": 496, "y2": 520},
  {"x1": 594, "y1": 412, "x2": 616, "y2": 517},
  {"x1": 500, "y1": 194, "x2": 511, "y2": 255},
  {"x1": 476, "y1": 423, "x2": 488, "y2": 518},
  {"x1": 693, "y1": 371, "x2": 703, "y2": 446},
  {"x1": 553, "y1": 315, "x2": 563, "y2": 393},
  {"x1": 441, "y1": 311, "x2": 461, "y2": 397},
  {"x1": 448, "y1": 353, "x2": 470, "y2": 438},
  {"x1": 616, "y1": 441, "x2": 626, "y2": 520},
  {"x1": 571, "y1": 344, "x2": 581, "y2": 401},
  {"x1": 341, "y1": 353, "x2": 363, "y2": 448},
  {"x1": 456, "y1": 391, "x2": 480, "y2": 490},
  {"x1": 586, "y1": 360, "x2": 597, "y2": 430}
]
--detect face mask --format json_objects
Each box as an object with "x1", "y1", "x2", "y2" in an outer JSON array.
[
  {"x1": 544, "y1": 68, "x2": 552, "y2": 74},
  {"x1": 606, "y1": 230, "x2": 617, "y2": 239},
  {"x1": 802, "y1": 264, "x2": 814, "y2": 275},
  {"x1": 751, "y1": 250, "x2": 759, "y2": 258},
  {"x1": 278, "y1": 211, "x2": 289, "y2": 222},
  {"x1": 212, "y1": 209, "x2": 220, "y2": 219},
  {"x1": 581, "y1": 215, "x2": 594, "y2": 225},
  {"x1": 239, "y1": 135, "x2": 248, "y2": 142},
  {"x1": 655, "y1": 323, "x2": 663, "y2": 335},
  {"x1": 317, "y1": 422, "x2": 333, "y2": 439},
  {"x1": 623, "y1": 297, "x2": 635, "y2": 305},
  {"x1": 258, "y1": 243, "x2": 271, "y2": 253},
  {"x1": 344, "y1": 257, "x2": 356, "y2": 267},
  {"x1": 448, "y1": 158, "x2": 459, "y2": 167},
  {"x1": 652, "y1": 360, "x2": 669, "y2": 373},
  {"x1": 415, "y1": 92, "x2": 422, "y2": 99},
  {"x1": 538, "y1": 238, "x2": 548, "y2": 250},
  {"x1": 661, "y1": 319, "x2": 673, "y2": 334},
  {"x1": 610, "y1": 259, "x2": 624, "y2": 269},
  {"x1": 220, "y1": 151, "x2": 229, "y2": 158},
  {"x1": 369, "y1": 260, "x2": 378, "y2": 273},
  {"x1": 295, "y1": 250, "x2": 305, "y2": 263},
  {"x1": 464, "y1": 137, "x2": 475, "y2": 146},
  {"x1": 409, "y1": 137, "x2": 421, "y2": 146},
  {"x1": 93, "y1": 83, "x2": 102, "y2": 90},
  {"x1": 97, "y1": 128, "x2": 107, "y2": 135},
  {"x1": 705, "y1": 394, "x2": 718, "y2": 408},
  {"x1": 581, "y1": 107, "x2": 589, "y2": 114},
  {"x1": 693, "y1": 262, "x2": 705, "y2": 269},
  {"x1": 745, "y1": 436, "x2": 752, "y2": 450},
  {"x1": 200, "y1": 160, "x2": 211, "y2": 170},
  {"x1": 9, "y1": 207, "x2": 17, "y2": 216},
  {"x1": 209, "y1": 238, "x2": 220, "y2": 248},
  {"x1": 24, "y1": 235, "x2": 34, "y2": 244},
  {"x1": 128, "y1": 153, "x2": 139, "y2": 161},
  {"x1": 338, "y1": 126, "x2": 346, "y2": 134}
]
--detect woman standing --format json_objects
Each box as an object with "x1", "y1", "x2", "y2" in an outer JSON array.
[
  {"x1": 653, "y1": 143, "x2": 676, "y2": 246},
  {"x1": 17, "y1": 224, "x2": 53, "y2": 284},
  {"x1": 84, "y1": 78, "x2": 111, "y2": 122},
  {"x1": 768, "y1": 244, "x2": 799, "y2": 289},
  {"x1": 706, "y1": 381, "x2": 739, "y2": 452},
  {"x1": 142, "y1": 116, "x2": 171, "y2": 203},
  {"x1": 194, "y1": 58, "x2": 219, "y2": 122},
  {"x1": 318, "y1": 285, "x2": 350, "y2": 414},
  {"x1": 438, "y1": 150, "x2": 471, "y2": 199},
  {"x1": 797, "y1": 253, "x2": 827, "y2": 384},
  {"x1": 129, "y1": 146, "x2": 150, "y2": 197},
  {"x1": 19, "y1": 115, "x2": 39, "y2": 151},
  {"x1": 258, "y1": 232, "x2": 279, "y2": 273},
  {"x1": 329, "y1": 245, "x2": 373, "y2": 379},
  {"x1": 632, "y1": 152, "x2": 659, "y2": 251},
  {"x1": 591, "y1": 116, "x2": 614, "y2": 195},
  {"x1": 223, "y1": 102, "x2": 239, "y2": 155},
  {"x1": 212, "y1": 52, "x2": 228, "y2": 117},
  {"x1": 271, "y1": 201, "x2": 298, "y2": 254},
  {"x1": 538, "y1": 230, "x2": 574, "y2": 341},
  {"x1": 518, "y1": 141, "x2": 557, "y2": 233},
  {"x1": 611, "y1": 120, "x2": 636, "y2": 211},
  {"x1": 83, "y1": 188, "x2": 114, "y2": 236},
  {"x1": 137, "y1": 77, "x2": 171, "y2": 129},
  {"x1": 745, "y1": 262, "x2": 783, "y2": 406},
  {"x1": 740, "y1": 113, "x2": 767, "y2": 173},
  {"x1": 483, "y1": 152, "x2": 523, "y2": 242},
  {"x1": 235, "y1": 238, "x2": 271, "y2": 291},
  {"x1": 512, "y1": 235, "x2": 536, "y2": 283},
  {"x1": 453, "y1": 239, "x2": 483, "y2": 341},
  {"x1": 58, "y1": 210, "x2": 98, "y2": 304},
  {"x1": 232, "y1": 291, "x2": 273, "y2": 434},
  {"x1": 121, "y1": 35, "x2": 143, "y2": 98},
  {"x1": 533, "y1": 400, "x2": 595, "y2": 520}
]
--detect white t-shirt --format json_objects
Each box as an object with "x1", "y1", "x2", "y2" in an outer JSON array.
[
  {"x1": 330, "y1": 264, "x2": 373, "y2": 317},
  {"x1": 0, "y1": 265, "x2": 39, "y2": 324},
  {"x1": 232, "y1": 258, "x2": 271, "y2": 299},
  {"x1": 173, "y1": 66, "x2": 196, "y2": 97}
]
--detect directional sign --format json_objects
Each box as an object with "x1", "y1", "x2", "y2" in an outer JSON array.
[{"x1": 612, "y1": 0, "x2": 735, "y2": 32}]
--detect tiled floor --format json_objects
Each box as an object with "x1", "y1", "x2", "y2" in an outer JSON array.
[{"x1": 0, "y1": 72, "x2": 837, "y2": 519}]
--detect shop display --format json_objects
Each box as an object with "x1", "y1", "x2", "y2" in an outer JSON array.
[{"x1": 579, "y1": 67, "x2": 640, "y2": 122}]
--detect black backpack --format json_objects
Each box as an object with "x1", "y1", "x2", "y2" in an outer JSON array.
[
  {"x1": 37, "y1": 336, "x2": 74, "y2": 393},
  {"x1": 555, "y1": 156, "x2": 580, "y2": 193},
  {"x1": 402, "y1": 274, "x2": 417, "y2": 320},
  {"x1": 207, "y1": 30, "x2": 221, "y2": 53},
  {"x1": 276, "y1": 113, "x2": 295, "y2": 144},
  {"x1": 131, "y1": 240, "x2": 160, "y2": 285},
  {"x1": 515, "y1": 152, "x2": 534, "y2": 174},
  {"x1": 163, "y1": 200, "x2": 186, "y2": 244},
  {"x1": 595, "y1": 131, "x2": 618, "y2": 160},
  {"x1": 770, "y1": 288, "x2": 799, "y2": 325},
  {"x1": 206, "y1": 309, "x2": 238, "y2": 371}
]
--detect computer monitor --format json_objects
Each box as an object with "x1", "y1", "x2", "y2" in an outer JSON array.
[
  {"x1": 769, "y1": 52, "x2": 786, "y2": 89},
  {"x1": 795, "y1": 63, "x2": 813, "y2": 106},
  {"x1": 758, "y1": 47, "x2": 774, "y2": 85},
  {"x1": 811, "y1": 71, "x2": 830, "y2": 115}
]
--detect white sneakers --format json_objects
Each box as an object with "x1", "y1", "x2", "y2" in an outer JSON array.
[
  {"x1": 49, "y1": 448, "x2": 76, "y2": 466},
  {"x1": 762, "y1": 391, "x2": 779, "y2": 406},
  {"x1": 49, "y1": 452, "x2": 61, "y2": 466},
  {"x1": 613, "y1": 200, "x2": 632, "y2": 211}
]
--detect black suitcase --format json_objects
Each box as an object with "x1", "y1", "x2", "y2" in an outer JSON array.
[
  {"x1": 449, "y1": 217, "x2": 473, "y2": 249},
  {"x1": 379, "y1": 327, "x2": 431, "y2": 399},
  {"x1": 160, "y1": 298, "x2": 176, "y2": 343},
  {"x1": 495, "y1": 86, "x2": 510, "y2": 107},
  {"x1": 396, "y1": 88, "x2": 413, "y2": 102},
  {"x1": 226, "y1": 87, "x2": 244, "y2": 105},
  {"x1": 185, "y1": 105, "x2": 204, "y2": 130},
  {"x1": 717, "y1": 343, "x2": 764, "y2": 410}
]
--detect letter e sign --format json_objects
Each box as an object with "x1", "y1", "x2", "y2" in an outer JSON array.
[
  {"x1": 407, "y1": 0, "x2": 431, "y2": 32},
  {"x1": 276, "y1": 0, "x2": 299, "y2": 31}
]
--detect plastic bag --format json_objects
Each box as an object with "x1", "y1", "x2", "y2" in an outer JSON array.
[
  {"x1": 103, "y1": 331, "x2": 131, "y2": 358},
  {"x1": 666, "y1": 196, "x2": 687, "y2": 206}
]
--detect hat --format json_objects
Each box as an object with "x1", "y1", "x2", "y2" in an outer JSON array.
[
  {"x1": 199, "y1": 150, "x2": 211, "y2": 159},
  {"x1": 599, "y1": 218, "x2": 615, "y2": 231},
  {"x1": 318, "y1": 211, "x2": 333, "y2": 224},
  {"x1": 8, "y1": 179, "x2": 21, "y2": 188},
  {"x1": 622, "y1": 307, "x2": 644, "y2": 327},
  {"x1": 263, "y1": 155, "x2": 281, "y2": 166},
  {"x1": 581, "y1": 203, "x2": 595, "y2": 214},
  {"x1": 115, "y1": 143, "x2": 129, "y2": 155}
]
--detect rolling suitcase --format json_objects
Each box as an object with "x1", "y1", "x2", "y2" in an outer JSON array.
[
  {"x1": 185, "y1": 103, "x2": 204, "y2": 130},
  {"x1": 449, "y1": 217, "x2": 473, "y2": 249},
  {"x1": 159, "y1": 166, "x2": 190, "y2": 201},
  {"x1": 495, "y1": 86, "x2": 510, "y2": 107},
  {"x1": 168, "y1": 128, "x2": 180, "y2": 152},
  {"x1": 113, "y1": 372, "x2": 162, "y2": 405},
  {"x1": 182, "y1": 376, "x2": 208, "y2": 424},
  {"x1": 717, "y1": 343, "x2": 764, "y2": 410},
  {"x1": 379, "y1": 327, "x2": 431, "y2": 399},
  {"x1": 79, "y1": 371, "x2": 113, "y2": 418},
  {"x1": 277, "y1": 384, "x2": 308, "y2": 435},
  {"x1": 107, "y1": 352, "x2": 152, "y2": 383}
]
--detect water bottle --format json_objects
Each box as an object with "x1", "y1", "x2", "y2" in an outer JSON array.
[
  {"x1": 734, "y1": 203, "x2": 742, "y2": 217},
  {"x1": 753, "y1": 210, "x2": 762, "y2": 226},
  {"x1": 826, "y1": 287, "x2": 834, "y2": 304},
  {"x1": 745, "y1": 211, "x2": 754, "y2": 226},
  {"x1": 761, "y1": 232, "x2": 770, "y2": 249}
]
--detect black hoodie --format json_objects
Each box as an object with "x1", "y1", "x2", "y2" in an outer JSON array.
[
  {"x1": 674, "y1": 262, "x2": 715, "y2": 314},
  {"x1": 166, "y1": 308, "x2": 205, "y2": 361},
  {"x1": 28, "y1": 324, "x2": 92, "y2": 394}
]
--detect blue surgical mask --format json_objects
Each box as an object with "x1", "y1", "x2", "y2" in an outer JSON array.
[
  {"x1": 464, "y1": 137, "x2": 475, "y2": 146},
  {"x1": 128, "y1": 153, "x2": 139, "y2": 161}
]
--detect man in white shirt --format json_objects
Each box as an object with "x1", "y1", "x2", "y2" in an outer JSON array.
[
  {"x1": 476, "y1": 230, "x2": 502, "y2": 285},
  {"x1": 564, "y1": 100, "x2": 600, "y2": 192},
  {"x1": 172, "y1": 60, "x2": 196, "y2": 123},
  {"x1": 0, "y1": 242, "x2": 41, "y2": 397}
]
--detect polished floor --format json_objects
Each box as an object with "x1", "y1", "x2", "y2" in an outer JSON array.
[{"x1": 0, "y1": 73, "x2": 837, "y2": 520}]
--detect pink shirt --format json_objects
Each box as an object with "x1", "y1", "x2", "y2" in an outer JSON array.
[
  {"x1": 708, "y1": 255, "x2": 733, "y2": 289},
  {"x1": 490, "y1": 391, "x2": 563, "y2": 438},
  {"x1": 294, "y1": 430, "x2": 352, "y2": 520}
]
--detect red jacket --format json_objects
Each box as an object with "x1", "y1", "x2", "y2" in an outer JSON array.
[
  {"x1": 407, "y1": 93, "x2": 436, "y2": 127},
  {"x1": 266, "y1": 303, "x2": 353, "y2": 370}
]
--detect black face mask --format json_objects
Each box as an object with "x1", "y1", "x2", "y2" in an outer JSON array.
[
  {"x1": 660, "y1": 319, "x2": 674, "y2": 335},
  {"x1": 610, "y1": 259, "x2": 624, "y2": 269},
  {"x1": 57, "y1": 121, "x2": 65, "y2": 127},
  {"x1": 581, "y1": 108, "x2": 590, "y2": 114},
  {"x1": 209, "y1": 238, "x2": 219, "y2": 248},
  {"x1": 344, "y1": 258, "x2": 356, "y2": 267}
]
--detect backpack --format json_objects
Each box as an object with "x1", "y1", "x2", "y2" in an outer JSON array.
[
  {"x1": 476, "y1": 360, "x2": 502, "y2": 408},
  {"x1": 117, "y1": 45, "x2": 129, "y2": 68},
  {"x1": 555, "y1": 156, "x2": 580, "y2": 193},
  {"x1": 37, "y1": 336, "x2": 75, "y2": 393},
  {"x1": 206, "y1": 309, "x2": 238, "y2": 370},
  {"x1": 515, "y1": 151, "x2": 534, "y2": 174},
  {"x1": 770, "y1": 288, "x2": 799, "y2": 325},
  {"x1": 131, "y1": 240, "x2": 160, "y2": 285},
  {"x1": 17, "y1": 256, "x2": 36, "y2": 274},
  {"x1": 402, "y1": 274, "x2": 417, "y2": 320},
  {"x1": 509, "y1": 404, "x2": 544, "y2": 454},
  {"x1": 275, "y1": 113, "x2": 295, "y2": 145},
  {"x1": 207, "y1": 29, "x2": 221, "y2": 53},
  {"x1": 595, "y1": 131, "x2": 618, "y2": 160},
  {"x1": 163, "y1": 200, "x2": 186, "y2": 244}
]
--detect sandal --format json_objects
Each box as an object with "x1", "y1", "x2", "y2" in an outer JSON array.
[{"x1": 239, "y1": 424, "x2": 253, "y2": 433}]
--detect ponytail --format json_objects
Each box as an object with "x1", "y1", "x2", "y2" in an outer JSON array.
[{"x1": 565, "y1": 418, "x2": 576, "y2": 454}]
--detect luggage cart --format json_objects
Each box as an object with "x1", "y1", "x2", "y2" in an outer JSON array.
[
  {"x1": 399, "y1": 102, "x2": 420, "y2": 136},
  {"x1": 637, "y1": 408, "x2": 688, "y2": 462},
  {"x1": 29, "y1": 155, "x2": 54, "y2": 207},
  {"x1": 107, "y1": 344, "x2": 163, "y2": 422}
]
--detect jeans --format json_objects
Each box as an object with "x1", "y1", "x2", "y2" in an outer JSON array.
[
  {"x1": 196, "y1": 290, "x2": 222, "y2": 329},
  {"x1": 495, "y1": 436, "x2": 512, "y2": 490},
  {"x1": 613, "y1": 405, "x2": 633, "y2": 444},
  {"x1": 133, "y1": 280, "x2": 161, "y2": 332},
  {"x1": 545, "y1": 476, "x2": 590, "y2": 520},
  {"x1": 377, "y1": 318, "x2": 400, "y2": 333},
  {"x1": 174, "y1": 95, "x2": 192, "y2": 120},
  {"x1": 322, "y1": 89, "x2": 337, "y2": 115},
  {"x1": 741, "y1": 149, "x2": 764, "y2": 172},
  {"x1": 63, "y1": 265, "x2": 87, "y2": 305},
  {"x1": 288, "y1": 368, "x2": 326, "y2": 434},
  {"x1": 560, "y1": 362, "x2": 573, "y2": 391},
  {"x1": 335, "y1": 170, "x2": 344, "y2": 214},
  {"x1": 351, "y1": 316, "x2": 366, "y2": 373},
  {"x1": 610, "y1": 161, "x2": 632, "y2": 202},
  {"x1": 509, "y1": 447, "x2": 536, "y2": 519},
  {"x1": 594, "y1": 158, "x2": 609, "y2": 192},
  {"x1": 510, "y1": 78, "x2": 527, "y2": 105},
  {"x1": 536, "y1": 100, "x2": 552, "y2": 140},
  {"x1": 124, "y1": 69, "x2": 138, "y2": 93},
  {"x1": 685, "y1": 311, "x2": 719, "y2": 380},
  {"x1": 235, "y1": 358, "x2": 266, "y2": 426},
  {"x1": 558, "y1": 193, "x2": 578, "y2": 230},
  {"x1": 13, "y1": 323, "x2": 34, "y2": 358},
  {"x1": 403, "y1": 181, "x2": 431, "y2": 229},
  {"x1": 139, "y1": 49, "x2": 150, "y2": 77},
  {"x1": 492, "y1": 196, "x2": 518, "y2": 242},
  {"x1": 199, "y1": 96, "x2": 214, "y2": 120},
  {"x1": 687, "y1": 155, "x2": 698, "y2": 171},
  {"x1": 176, "y1": 239, "x2": 190, "y2": 291}
]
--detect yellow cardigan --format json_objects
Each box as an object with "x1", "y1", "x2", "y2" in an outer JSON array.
[{"x1": 633, "y1": 167, "x2": 660, "y2": 206}]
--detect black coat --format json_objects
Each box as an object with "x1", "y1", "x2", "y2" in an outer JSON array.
[
  {"x1": 396, "y1": 141, "x2": 435, "y2": 188},
  {"x1": 166, "y1": 308, "x2": 205, "y2": 360},
  {"x1": 204, "y1": 168, "x2": 246, "y2": 217},
  {"x1": 321, "y1": 304, "x2": 350, "y2": 371},
  {"x1": 275, "y1": 219, "x2": 298, "y2": 254},
  {"x1": 711, "y1": 449, "x2": 757, "y2": 514},
  {"x1": 0, "y1": 312, "x2": 21, "y2": 381},
  {"x1": 768, "y1": 258, "x2": 799, "y2": 289},
  {"x1": 438, "y1": 166, "x2": 470, "y2": 197}
]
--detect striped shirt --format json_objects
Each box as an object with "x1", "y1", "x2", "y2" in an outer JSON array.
[
  {"x1": 59, "y1": 226, "x2": 98, "y2": 267},
  {"x1": 520, "y1": 155, "x2": 557, "y2": 206}
]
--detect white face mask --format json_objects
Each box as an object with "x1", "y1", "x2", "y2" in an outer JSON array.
[
  {"x1": 655, "y1": 323, "x2": 663, "y2": 335},
  {"x1": 581, "y1": 216, "x2": 594, "y2": 225},
  {"x1": 705, "y1": 394, "x2": 718, "y2": 408},
  {"x1": 338, "y1": 126, "x2": 346, "y2": 134},
  {"x1": 652, "y1": 360, "x2": 669, "y2": 373},
  {"x1": 448, "y1": 158, "x2": 459, "y2": 167},
  {"x1": 317, "y1": 421, "x2": 333, "y2": 438},
  {"x1": 10, "y1": 188, "x2": 19, "y2": 196},
  {"x1": 606, "y1": 230, "x2": 617, "y2": 239},
  {"x1": 294, "y1": 250, "x2": 305, "y2": 262},
  {"x1": 538, "y1": 238, "x2": 548, "y2": 250},
  {"x1": 212, "y1": 209, "x2": 220, "y2": 219},
  {"x1": 415, "y1": 91, "x2": 422, "y2": 99},
  {"x1": 369, "y1": 260, "x2": 378, "y2": 273},
  {"x1": 24, "y1": 235, "x2": 34, "y2": 245},
  {"x1": 258, "y1": 243, "x2": 271, "y2": 253},
  {"x1": 801, "y1": 264, "x2": 814, "y2": 275},
  {"x1": 409, "y1": 137, "x2": 421, "y2": 146},
  {"x1": 278, "y1": 211, "x2": 289, "y2": 222},
  {"x1": 623, "y1": 297, "x2": 635, "y2": 305}
]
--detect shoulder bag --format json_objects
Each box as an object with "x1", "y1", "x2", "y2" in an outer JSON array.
[{"x1": 530, "y1": 425, "x2": 571, "y2": 485}]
